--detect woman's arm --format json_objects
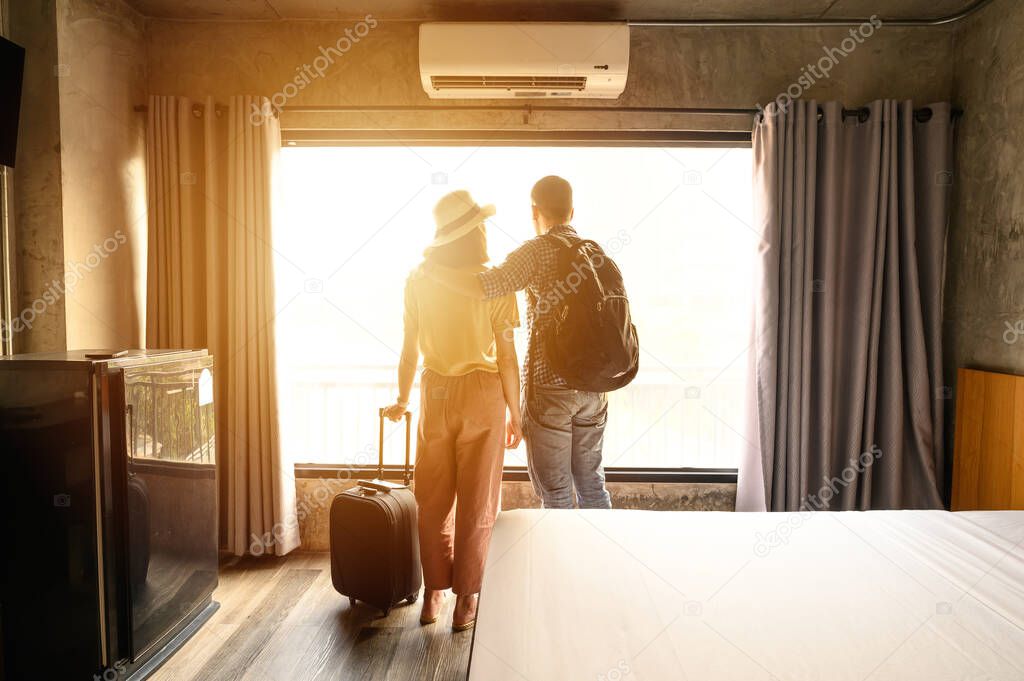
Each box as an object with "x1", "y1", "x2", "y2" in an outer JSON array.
[
  {"x1": 493, "y1": 323, "x2": 523, "y2": 449},
  {"x1": 383, "y1": 319, "x2": 419, "y2": 422}
]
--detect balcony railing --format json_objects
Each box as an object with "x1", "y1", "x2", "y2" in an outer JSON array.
[{"x1": 278, "y1": 364, "x2": 747, "y2": 469}]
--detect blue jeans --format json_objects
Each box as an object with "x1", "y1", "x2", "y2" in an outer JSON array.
[{"x1": 523, "y1": 385, "x2": 612, "y2": 509}]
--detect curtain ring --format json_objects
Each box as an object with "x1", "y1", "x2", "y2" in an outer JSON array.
[
  {"x1": 914, "y1": 107, "x2": 933, "y2": 123},
  {"x1": 191, "y1": 103, "x2": 203, "y2": 118},
  {"x1": 842, "y1": 107, "x2": 870, "y2": 124}
]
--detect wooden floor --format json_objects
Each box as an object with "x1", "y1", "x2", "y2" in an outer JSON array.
[{"x1": 152, "y1": 552, "x2": 472, "y2": 681}]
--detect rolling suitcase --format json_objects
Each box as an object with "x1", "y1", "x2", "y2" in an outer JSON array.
[{"x1": 329, "y1": 408, "x2": 422, "y2": 615}]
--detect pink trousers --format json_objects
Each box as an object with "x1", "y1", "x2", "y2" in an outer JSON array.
[{"x1": 414, "y1": 369, "x2": 506, "y2": 595}]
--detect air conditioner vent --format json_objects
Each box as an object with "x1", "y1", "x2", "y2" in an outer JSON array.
[
  {"x1": 431, "y1": 75, "x2": 588, "y2": 91},
  {"x1": 420, "y1": 23, "x2": 628, "y2": 99}
]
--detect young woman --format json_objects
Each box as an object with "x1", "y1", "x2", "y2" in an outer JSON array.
[{"x1": 383, "y1": 190, "x2": 522, "y2": 631}]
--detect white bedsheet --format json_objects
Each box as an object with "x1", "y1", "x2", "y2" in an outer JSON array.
[{"x1": 471, "y1": 509, "x2": 1024, "y2": 681}]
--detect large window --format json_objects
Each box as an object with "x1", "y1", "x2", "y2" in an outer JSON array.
[{"x1": 273, "y1": 145, "x2": 754, "y2": 471}]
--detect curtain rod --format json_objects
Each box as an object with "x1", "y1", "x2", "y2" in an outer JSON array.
[
  {"x1": 134, "y1": 103, "x2": 963, "y2": 121},
  {"x1": 280, "y1": 104, "x2": 962, "y2": 121},
  {"x1": 283, "y1": 105, "x2": 760, "y2": 115},
  {"x1": 133, "y1": 104, "x2": 760, "y2": 116},
  {"x1": 627, "y1": 0, "x2": 994, "y2": 27}
]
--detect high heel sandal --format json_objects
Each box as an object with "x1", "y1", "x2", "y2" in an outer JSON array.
[
  {"x1": 451, "y1": 618, "x2": 475, "y2": 632},
  {"x1": 420, "y1": 590, "x2": 445, "y2": 625},
  {"x1": 452, "y1": 594, "x2": 478, "y2": 631}
]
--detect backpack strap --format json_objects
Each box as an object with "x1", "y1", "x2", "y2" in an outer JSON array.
[
  {"x1": 526, "y1": 231, "x2": 577, "y2": 394},
  {"x1": 545, "y1": 233, "x2": 610, "y2": 301}
]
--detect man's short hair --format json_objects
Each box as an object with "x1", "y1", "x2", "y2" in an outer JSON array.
[{"x1": 531, "y1": 175, "x2": 573, "y2": 222}]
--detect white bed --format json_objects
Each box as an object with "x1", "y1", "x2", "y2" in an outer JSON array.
[{"x1": 470, "y1": 509, "x2": 1024, "y2": 681}]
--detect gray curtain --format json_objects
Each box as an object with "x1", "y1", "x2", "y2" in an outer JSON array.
[{"x1": 738, "y1": 100, "x2": 953, "y2": 512}]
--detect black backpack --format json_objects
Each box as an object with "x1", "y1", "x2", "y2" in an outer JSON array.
[{"x1": 540, "y1": 232, "x2": 639, "y2": 392}]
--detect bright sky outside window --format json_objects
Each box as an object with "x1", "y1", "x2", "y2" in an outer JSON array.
[{"x1": 273, "y1": 145, "x2": 755, "y2": 470}]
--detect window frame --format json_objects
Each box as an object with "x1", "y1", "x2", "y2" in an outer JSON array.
[
  {"x1": 295, "y1": 464, "x2": 738, "y2": 484},
  {"x1": 281, "y1": 131, "x2": 750, "y2": 484},
  {"x1": 282, "y1": 129, "x2": 751, "y2": 148}
]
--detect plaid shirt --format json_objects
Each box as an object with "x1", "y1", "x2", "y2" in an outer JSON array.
[{"x1": 478, "y1": 225, "x2": 577, "y2": 388}]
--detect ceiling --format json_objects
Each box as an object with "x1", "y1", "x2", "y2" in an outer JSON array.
[{"x1": 123, "y1": 0, "x2": 982, "y2": 23}]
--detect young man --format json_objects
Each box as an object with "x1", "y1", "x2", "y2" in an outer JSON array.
[{"x1": 421, "y1": 176, "x2": 612, "y2": 509}]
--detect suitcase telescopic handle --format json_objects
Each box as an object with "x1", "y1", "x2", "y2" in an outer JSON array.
[{"x1": 378, "y1": 408, "x2": 412, "y2": 486}]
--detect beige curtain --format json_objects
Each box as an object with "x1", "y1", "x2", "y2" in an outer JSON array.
[{"x1": 146, "y1": 95, "x2": 300, "y2": 556}]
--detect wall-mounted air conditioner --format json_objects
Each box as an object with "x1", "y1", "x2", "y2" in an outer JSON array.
[{"x1": 419, "y1": 22, "x2": 629, "y2": 99}]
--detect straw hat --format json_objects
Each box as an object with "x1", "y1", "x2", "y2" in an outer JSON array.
[{"x1": 426, "y1": 190, "x2": 495, "y2": 250}]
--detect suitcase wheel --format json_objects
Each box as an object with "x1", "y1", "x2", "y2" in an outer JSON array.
[
  {"x1": 348, "y1": 597, "x2": 356, "y2": 608},
  {"x1": 382, "y1": 608, "x2": 390, "y2": 617},
  {"x1": 405, "y1": 595, "x2": 418, "y2": 605}
]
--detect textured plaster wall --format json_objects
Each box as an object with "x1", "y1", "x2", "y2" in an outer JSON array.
[
  {"x1": 942, "y1": 0, "x2": 1024, "y2": 493},
  {"x1": 143, "y1": 20, "x2": 956, "y2": 124},
  {"x1": 56, "y1": 0, "x2": 148, "y2": 350},
  {"x1": 9, "y1": 0, "x2": 67, "y2": 352},
  {"x1": 6, "y1": 0, "x2": 146, "y2": 353},
  {"x1": 946, "y1": 0, "x2": 1024, "y2": 380}
]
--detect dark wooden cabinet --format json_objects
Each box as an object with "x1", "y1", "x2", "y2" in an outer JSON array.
[{"x1": 0, "y1": 350, "x2": 219, "y2": 680}]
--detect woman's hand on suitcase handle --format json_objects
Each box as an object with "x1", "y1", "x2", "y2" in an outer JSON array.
[
  {"x1": 383, "y1": 402, "x2": 408, "y2": 422},
  {"x1": 505, "y1": 414, "x2": 523, "y2": 449}
]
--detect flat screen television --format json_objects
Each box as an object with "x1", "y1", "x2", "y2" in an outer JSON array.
[{"x1": 0, "y1": 36, "x2": 26, "y2": 168}]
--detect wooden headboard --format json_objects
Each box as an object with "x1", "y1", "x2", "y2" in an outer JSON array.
[{"x1": 951, "y1": 368, "x2": 1024, "y2": 511}]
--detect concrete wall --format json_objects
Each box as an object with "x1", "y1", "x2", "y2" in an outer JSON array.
[
  {"x1": 9, "y1": 0, "x2": 67, "y2": 353},
  {"x1": 942, "y1": 0, "x2": 1024, "y2": 493},
  {"x1": 946, "y1": 0, "x2": 1024, "y2": 381},
  {"x1": 56, "y1": 0, "x2": 147, "y2": 350},
  {"x1": 5, "y1": 0, "x2": 146, "y2": 353},
  {"x1": 143, "y1": 20, "x2": 956, "y2": 121}
]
